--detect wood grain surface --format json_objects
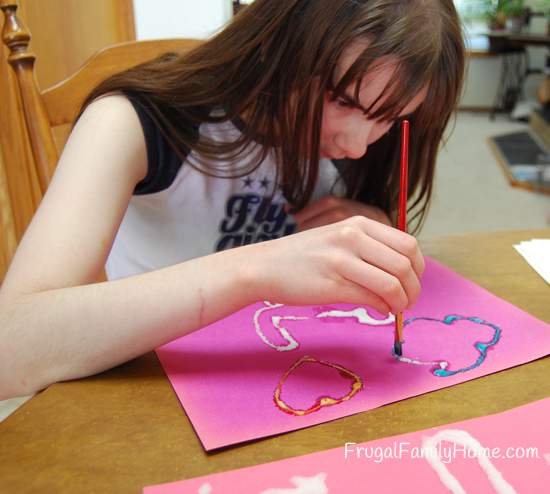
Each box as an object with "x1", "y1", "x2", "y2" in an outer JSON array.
[
  {"x1": 0, "y1": 229, "x2": 548, "y2": 493},
  {"x1": 0, "y1": 0, "x2": 135, "y2": 280}
]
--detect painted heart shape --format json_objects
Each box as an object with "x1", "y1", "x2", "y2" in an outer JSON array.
[
  {"x1": 398, "y1": 315, "x2": 502, "y2": 377},
  {"x1": 273, "y1": 355, "x2": 363, "y2": 416}
]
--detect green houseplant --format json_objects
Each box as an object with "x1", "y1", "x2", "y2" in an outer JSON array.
[
  {"x1": 481, "y1": 0, "x2": 507, "y2": 30},
  {"x1": 500, "y1": 0, "x2": 526, "y2": 32},
  {"x1": 499, "y1": 0, "x2": 526, "y2": 17}
]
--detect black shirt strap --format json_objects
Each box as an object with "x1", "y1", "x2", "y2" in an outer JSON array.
[{"x1": 124, "y1": 91, "x2": 194, "y2": 195}]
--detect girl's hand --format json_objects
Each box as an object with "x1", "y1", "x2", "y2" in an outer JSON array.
[
  {"x1": 250, "y1": 215, "x2": 424, "y2": 316},
  {"x1": 290, "y1": 195, "x2": 392, "y2": 230}
]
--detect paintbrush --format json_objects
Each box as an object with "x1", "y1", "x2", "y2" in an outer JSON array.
[{"x1": 393, "y1": 119, "x2": 409, "y2": 357}]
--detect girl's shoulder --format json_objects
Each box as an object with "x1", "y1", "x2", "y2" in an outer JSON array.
[
  {"x1": 78, "y1": 90, "x2": 149, "y2": 184},
  {"x1": 85, "y1": 90, "x2": 137, "y2": 120},
  {"x1": 0, "y1": 91, "x2": 149, "y2": 304}
]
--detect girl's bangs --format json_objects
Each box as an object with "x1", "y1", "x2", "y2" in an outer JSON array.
[{"x1": 330, "y1": 43, "x2": 435, "y2": 123}]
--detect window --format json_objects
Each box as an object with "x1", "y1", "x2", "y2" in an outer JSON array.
[{"x1": 455, "y1": 0, "x2": 493, "y2": 51}]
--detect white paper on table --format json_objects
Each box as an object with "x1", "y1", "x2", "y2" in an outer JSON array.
[{"x1": 513, "y1": 238, "x2": 550, "y2": 285}]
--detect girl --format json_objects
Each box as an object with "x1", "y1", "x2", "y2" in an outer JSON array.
[{"x1": 0, "y1": 0, "x2": 464, "y2": 398}]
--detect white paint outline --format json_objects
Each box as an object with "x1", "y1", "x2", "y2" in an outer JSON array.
[
  {"x1": 395, "y1": 354, "x2": 449, "y2": 372},
  {"x1": 316, "y1": 307, "x2": 395, "y2": 326},
  {"x1": 422, "y1": 429, "x2": 517, "y2": 494},
  {"x1": 260, "y1": 472, "x2": 329, "y2": 494},
  {"x1": 198, "y1": 483, "x2": 212, "y2": 494},
  {"x1": 254, "y1": 301, "x2": 308, "y2": 352}
]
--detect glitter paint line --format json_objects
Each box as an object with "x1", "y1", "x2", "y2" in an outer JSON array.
[
  {"x1": 198, "y1": 484, "x2": 212, "y2": 494},
  {"x1": 392, "y1": 350, "x2": 449, "y2": 372},
  {"x1": 253, "y1": 301, "x2": 307, "y2": 352},
  {"x1": 315, "y1": 307, "x2": 395, "y2": 326},
  {"x1": 273, "y1": 356, "x2": 364, "y2": 416},
  {"x1": 260, "y1": 473, "x2": 329, "y2": 494},
  {"x1": 254, "y1": 307, "x2": 501, "y2": 376},
  {"x1": 402, "y1": 315, "x2": 502, "y2": 377},
  {"x1": 422, "y1": 429, "x2": 518, "y2": 494}
]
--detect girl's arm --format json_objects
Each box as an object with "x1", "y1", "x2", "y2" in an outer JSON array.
[
  {"x1": 0, "y1": 95, "x2": 259, "y2": 397},
  {"x1": 0, "y1": 95, "x2": 424, "y2": 399}
]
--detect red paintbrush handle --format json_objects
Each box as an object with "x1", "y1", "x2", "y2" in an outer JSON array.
[{"x1": 398, "y1": 120, "x2": 409, "y2": 233}]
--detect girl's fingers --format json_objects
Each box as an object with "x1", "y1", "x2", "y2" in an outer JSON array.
[
  {"x1": 349, "y1": 216, "x2": 425, "y2": 279},
  {"x1": 334, "y1": 280, "x2": 392, "y2": 316},
  {"x1": 355, "y1": 234, "x2": 422, "y2": 308},
  {"x1": 339, "y1": 257, "x2": 409, "y2": 314},
  {"x1": 376, "y1": 210, "x2": 393, "y2": 227}
]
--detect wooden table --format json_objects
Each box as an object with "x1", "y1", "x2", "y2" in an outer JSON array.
[{"x1": 1, "y1": 230, "x2": 549, "y2": 493}]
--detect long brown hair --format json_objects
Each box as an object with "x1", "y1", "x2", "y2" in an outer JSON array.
[{"x1": 81, "y1": 0, "x2": 465, "y2": 233}]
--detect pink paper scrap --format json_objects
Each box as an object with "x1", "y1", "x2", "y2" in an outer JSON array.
[{"x1": 144, "y1": 397, "x2": 550, "y2": 493}]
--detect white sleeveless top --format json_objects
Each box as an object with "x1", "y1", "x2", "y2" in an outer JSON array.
[{"x1": 105, "y1": 103, "x2": 344, "y2": 280}]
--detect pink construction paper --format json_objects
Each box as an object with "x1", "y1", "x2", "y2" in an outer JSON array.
[
  {"x1": 143, "y1": 397, "x2": 550, "y2": 493},
  {"x1": 156, "y1": 256, "x2": 550, "y2": 450}
]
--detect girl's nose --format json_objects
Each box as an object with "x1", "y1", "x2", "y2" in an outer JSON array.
[
  {"x1": 342, "y1": 137, "x2": 368, "y2": 159},
  {"x1": 339, "y1": 120, "x2": 374, "y2": 159}
]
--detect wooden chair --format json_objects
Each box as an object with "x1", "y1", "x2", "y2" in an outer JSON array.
[{"x1": 1, "y1": 0, "x2": 202, "y2": 196}]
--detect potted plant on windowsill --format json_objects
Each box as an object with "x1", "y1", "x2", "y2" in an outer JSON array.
[
  {"x1": 500, "y1": 0, "x2": 526, "y2": 33},
  {"x1": 483, "y1": 0, "x2": 507, "y2": 30},
  {"x1": 486, "y1": 11, "x2": 507, "y2": 30},
  {"x1": 478, "y1": 1, "x2": 511, "y2": 31}
]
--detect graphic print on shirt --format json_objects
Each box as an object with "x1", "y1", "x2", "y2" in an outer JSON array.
[{"x1": 215, "y1": 175, "x2": 297, "y2": 251}]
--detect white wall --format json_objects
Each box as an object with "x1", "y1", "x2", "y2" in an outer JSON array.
[
  {"x1": 461, "y1": 43, "x2": 547, "y2": 109},
  {"x1": 133, "y1": 0, "x2": 233, "y2": 40},
  {"x1": 460, "y1": 6, "x2": 548, "y2": 108}
]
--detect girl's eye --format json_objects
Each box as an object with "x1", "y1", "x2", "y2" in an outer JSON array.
[{"x1": 335, "y1": 98, "x2": 352, "y2": 109}]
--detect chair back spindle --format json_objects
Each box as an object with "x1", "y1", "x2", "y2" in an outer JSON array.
[
  {"x1": 1, "y1": 0, "x2": 58, "y2": 194},
  {"x1": 1, "y1": 0, "x2": 202, "y2": 196}
]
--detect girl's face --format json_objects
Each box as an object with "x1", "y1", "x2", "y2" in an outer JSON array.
[{"x1": 320, "y1": 43, "x2": 427, "y2": 160}]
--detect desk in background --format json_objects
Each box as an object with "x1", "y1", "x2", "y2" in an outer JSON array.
[
  {"x1": 0, "y1": 230, "x2": 549, "y2": 494},
  {"x1": 485, "y1": 31, "x2": 550, "y2": 119}
]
